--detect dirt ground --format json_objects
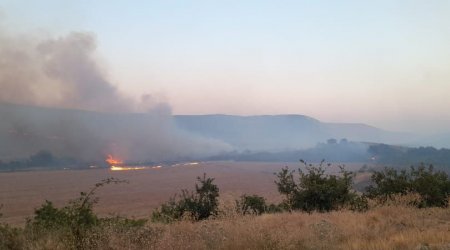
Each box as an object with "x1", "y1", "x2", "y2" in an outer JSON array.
[{"x1": 0, "y1": 161, "x2": 368, "y2": 226}]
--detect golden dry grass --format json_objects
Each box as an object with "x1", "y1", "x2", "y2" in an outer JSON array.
[
  {"x1": 146, "y1": 207, "x2": 450, "y2": 250},
  {"x1": 16, "y1": 205, "x2": 450, "y2": 250}
]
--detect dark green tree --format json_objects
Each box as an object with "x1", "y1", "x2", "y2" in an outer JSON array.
[
  {"x1": 366, "y1": 164, "x2": 450, "y2": 208},
  {"x1": 236, "y1": 194, "x2": 268, "y2": 215},
  {"x1": 152, "y1": 174, "x2": 219, "y2": 223},
  {"x1": 275, "y1": 160, "x2": 366, "y2": 212}
]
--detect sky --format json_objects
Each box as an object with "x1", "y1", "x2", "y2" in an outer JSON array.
[{"x1": 1, "y1": 0, "x2": 450, "y2": 133}]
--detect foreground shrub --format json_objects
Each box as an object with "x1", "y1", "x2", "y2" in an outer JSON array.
[
  {"x1": 26, "y1": 178, "x2": 127, "y2": 249},
  {"x1": 152, "y1": 174, "x2": 219, "y2": 223},
  {"x1": 0, "y1": 205, "x2": 23, "y2": 250},
  {"x1": 275, "y1": 160, "x2": 367, "y2": 212},
  {"x1": 366, "y1": 164, "x2": 450, "y2": 207},
  {"x1": 236, "y1": 194, "x2": 268, "y2": 215}
]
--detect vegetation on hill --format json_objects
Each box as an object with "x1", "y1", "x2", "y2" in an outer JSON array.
[
  {"x1": 368, "y1": 144, "x2": 450, "y2": 167},
  {"x1": 209, "y1": 141, "x2": 450, "y2": 168}
]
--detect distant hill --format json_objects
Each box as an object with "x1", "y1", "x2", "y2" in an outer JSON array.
[
  {"x1": 0, "y1": 103, "x2": 443, "y2": 165},
  {"x1": 0, "y1": 103, "x2": 228, "y2": 163},
  {"x1": 174, "y1": 114, "x2": 413, "y2": 151}
]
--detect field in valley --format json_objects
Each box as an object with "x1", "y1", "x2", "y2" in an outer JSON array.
[
  {"x1": 1, "y1": 161, "x2": 346, "y2": 226},
  {"x1": 2, "y1": 161, "x2": 450, "y2": 250},
  {"x1": 0, "y1": 161, "x2": 371, "y2": 226}
]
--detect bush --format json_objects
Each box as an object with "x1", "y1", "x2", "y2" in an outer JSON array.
[
  {"x1": 274, "y1": 160, "x2": 367, "y2": 212},
  {"x1": 365, "y1": 167, "x2": 411, "y2": 200},
  {"x1": 0, "y1": 204, "x2": 23, "y2": 250},
  {"x1": 0, "y1": 223, "x2": 22, "y2": 250},
  {"x1": 152, "y1": 174, "x2": 219, "y2": 223},
  {"x1": 27, "y1": 178, "x2": 127, "y2": 249},
  {"x1": 236, "y1": 194, "x2": 268, "y2": 215},
  {"x1": 31, "y1": 200, "x2": 71, "y2": 229},
  {"x1": 366, "y1": 164, "x2": 450, "y2": 207}
]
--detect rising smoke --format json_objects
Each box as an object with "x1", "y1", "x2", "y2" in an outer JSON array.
[
  {"x1": 0, "y1": 30, "x2": 131, "y2": 112},
  {"x1": 0, "y1": 26, "x2": 231, "y2": 163}
]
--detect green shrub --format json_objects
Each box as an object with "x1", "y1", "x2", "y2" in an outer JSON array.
[
  {"x1": 236, "y1": 194, "x2": 268, "y2": 215},
  {"x1": 0, "y1": 204, "x2": 23, "y2": 250},
  {"x1": 348, "y1": 195, "x2": 369, "y2": 212},
  {"x1": 152, "y1": 174, "x2": 219, "y2": 223},
  {"x1": 27, "y1": 178, "x2": 127, "y2": 249},
  {"x1": 275, "y1": 160, "x2": 366, "y2": 212},
  {"x1": 0, "y1": 223, "x2": 23, "y2": 250},
  {"x1": 365, "y1": 167, "x2": 411, "y2": 200},
  {"x1": 366, "y1": 164, "x2": 450, "y2": 208}
]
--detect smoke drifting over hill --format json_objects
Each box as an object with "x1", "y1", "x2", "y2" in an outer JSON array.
[{"x1": 0, "y1": 26, "x2": 231, "y2": 163}]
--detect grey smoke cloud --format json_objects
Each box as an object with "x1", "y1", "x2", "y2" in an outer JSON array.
[
  {"x1": 0, "y1": 30, "x2": 132, "y2": 112},
  {"x1": 0, "y1": 27, "x2": 231, "y2": 162}
]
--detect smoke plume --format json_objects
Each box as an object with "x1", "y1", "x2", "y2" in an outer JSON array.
[{"x1": 0, "y1": 26, "x2": 231, "y2": 163}]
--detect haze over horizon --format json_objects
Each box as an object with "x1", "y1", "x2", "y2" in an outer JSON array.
[{"x1": 1, "y1": 1, "x2": 450, "y2": 134}]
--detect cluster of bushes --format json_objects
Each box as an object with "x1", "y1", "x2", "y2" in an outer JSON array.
[
  {"x1": 366, "y1": 164, "x2": 450, "y2": 207},
  {"x1": 369, "y1": 144, "x2": 450, "y2": 166},
  {"x1": 152, "y1": 160, "x2": 369, "y2": 223},
  {"x1": 151, "y1": 160, "x2": 450, "y2": 223},
  {"x1": 274, "y1": 160, "x2": 368, "y2": 212}
]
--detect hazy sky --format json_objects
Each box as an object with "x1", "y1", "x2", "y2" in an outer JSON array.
[{"x1": 1, "y1": 0, "x2": 450, "y2": 133}]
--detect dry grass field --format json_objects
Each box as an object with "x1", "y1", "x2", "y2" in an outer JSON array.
[
  {"x1": 6, "y1": 204, "x2": 450, "y2": 250},
  {"x1": 143, "y1": 206, "x2": 450, "y2": 250},
  {"x1": 0, "y1": 161, "x2": 303, "y2": 226},
  {"x1": 1, "y1": 161, "x2": 450, "y2": 249}
]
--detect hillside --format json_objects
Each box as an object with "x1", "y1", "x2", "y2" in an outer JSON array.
[
  {"x1": 0, "y1": 103, "x2": 227, "y2": 163},
  {"x1": 174, "y1": 114, "x2": 412, "y2": 151},
  {"x1": 0, "y1": 103, "x2": 432, "y2": 165}
]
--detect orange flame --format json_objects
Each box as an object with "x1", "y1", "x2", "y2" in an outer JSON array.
[
  {"x1": 105, "y1": 154, "x2": 162, "y2": 171},
  {"x1": 110, "y1": 165, "x2": 151, "y2": 171},
  {"x1": 106, "y1": 154, "x2": 123, "y2": 166}
]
